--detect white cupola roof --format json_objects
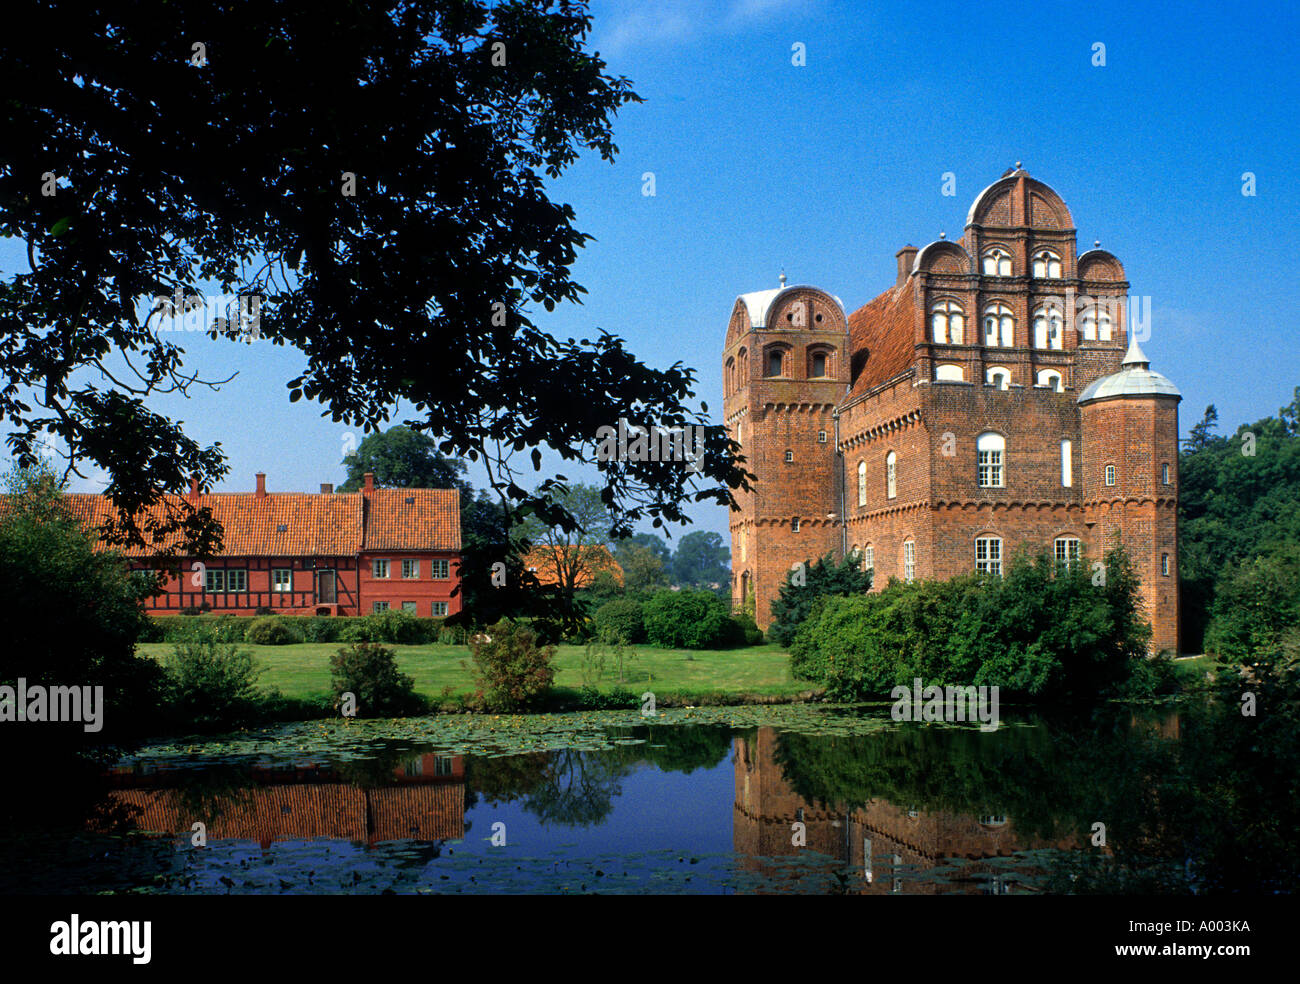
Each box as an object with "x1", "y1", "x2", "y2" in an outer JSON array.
[{"x1": 1077, "y1": 336, "x2": 1181, "y2": 404}]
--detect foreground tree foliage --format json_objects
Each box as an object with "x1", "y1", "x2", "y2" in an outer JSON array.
[
  {"x1": 467, "y1": 619, "x2": 557, "y2": 712},
  {"x1": 0, "y1": 0, "x2": 747, "y2": 557},
  {"x1": 789, "y1": 547, "x2": 1155, "y2": 702}
]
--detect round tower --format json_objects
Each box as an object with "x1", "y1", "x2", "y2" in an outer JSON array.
[{"x1": 1077, "y1": 337, "x2": 1181, "y2": 654}]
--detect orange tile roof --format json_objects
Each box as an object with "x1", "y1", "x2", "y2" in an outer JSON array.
[
  {"x1": 362, "y1": 488, "x2": 461, "y2": 552},
  {"x1": 847, "y1": 283, "x2": 918, "y2": 397},
  {"x1": 36, "y1": 484, "x2": 458, "y2": 558},
  {"x1": 523, "y1": 544, "x2": 623, "y2": 587}
]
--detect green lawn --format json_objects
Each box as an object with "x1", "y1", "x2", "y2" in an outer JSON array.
[{"x1": 135, "y1": 640, "x2": 805, "y2": 701}]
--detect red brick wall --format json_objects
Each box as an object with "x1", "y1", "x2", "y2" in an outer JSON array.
[{"x1": 358, "y1": 551, "x2": 463, "y2": 618}]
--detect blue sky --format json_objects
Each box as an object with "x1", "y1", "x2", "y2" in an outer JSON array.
[{"x1": 7, "y1": 0, "x2": 1299, "y2": 548}]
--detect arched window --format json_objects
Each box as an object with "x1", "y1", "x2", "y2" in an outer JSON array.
[
  {"x1": 766, "y1": 348, "x2": 785, "y2": 377},
  {"x1": 738, "y1": 347, "x2": 748, "y2": 380},
  {"x1": 1036, "y1": 369, "x2": 1063, "y2": 391},
  {"x1": 1054, "y1": 536, "x2": 1081, "y2": 568},
  {"x1": 1162, "y1": 462, "x2": 1171, "y2": 485},
  {"x1": 902, "y1": 540, "x2": 915, "y2": 582},
  {"x1": 1079, "y1": 299, "x2": 1115, "y2": 341},
  {"x1": 1033, "y1": 304, "x2": 1064, "y2": 350},
  {"x1": 1105, "y1": 464, "x2": 1117, "y2": 486},
  {"x1": 1032, "y1": 249, "x2": 1062, "y2": 278},
  {"x1": 983, "y1": 303, "x2": 1014, "y2": 347},
  {"x1": 725, "y1": 357, "x2": 735, "y2": 395},
  {"x1": 857, "y1": 460, "x2": 867, "y2": 506},
  {"x1": 975, "y1": 535, "x2": 1002, "y2": 575},
  {"x1": 977, "y1": 432, "x2": 1005, "y2": 488},
  {"x1": 935, "y1": 364, "x2": 965, "y2": 382},
  {"x1": 931, "y1": 300, "x2": 965, "y2": 344},
  {"x1": 809, "y1": 348, "x2": 830, "y2": 378},
  {"x1": 982, "y1": 247, "x2": 1012, "y2": 276},
  {"x1": 886, "y1": 451, "x2": 897, "y2": 499},
  {"x1": 863, "y1": 544, "x2": 874, "y2": 577},
  {"x1": 986, "y1": 367, "x2": 1011, "y2": 390}
]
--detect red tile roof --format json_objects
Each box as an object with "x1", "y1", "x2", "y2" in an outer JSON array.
[
  {"x1": 45, "y1": 485, "x2": 458, "y2": 558},
  {"x1": 847, "y1": 283, "x2": 918, "y2": 397},
  {"x1": 362, "y1": 488, "x2": 461, "y2": 553}
]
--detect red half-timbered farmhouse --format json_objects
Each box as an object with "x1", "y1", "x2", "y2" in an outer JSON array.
[{"x1": 65, "y1": 471, "x2": 462, "y2": 617}]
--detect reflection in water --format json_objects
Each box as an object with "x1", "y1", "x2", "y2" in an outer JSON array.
[{"x1": 0, "y1": 698, "x2": 1295, "y2": 895}]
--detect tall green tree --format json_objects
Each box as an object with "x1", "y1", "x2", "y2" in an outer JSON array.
[
  {"x1": 0, "y1": 0, "x2": 747, "y2": 556},
  {"x1": 338, "y1": 426, "x2": 469, "y2": 493},
  {"x1": 768, "y1": 552, "x2": 872, "y2": 647},
  {"x1": 671, "y1": 530, "x2": 730, "y2": 589}
]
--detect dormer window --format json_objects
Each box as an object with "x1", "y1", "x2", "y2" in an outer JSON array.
[
  {"x1": 983, "y1": 304, "x2": 1014, "y2": 347},
  {"x1": 931, "y1": 300, "x2": 965, "y2": 345},
  {"x1": 276, "y1": 523, "x2": 288, "y2": 533},
  {"x1": 982, "y1": 247, "x2": 1012, "y2": 276},
  {"x1": 1032, "y1": 249, "x2": 1062, "y2": 278}
]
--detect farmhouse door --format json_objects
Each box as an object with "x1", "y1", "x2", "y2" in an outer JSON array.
[{"x1": 316, "y1": 569, "x2": 336, "y2": 604}]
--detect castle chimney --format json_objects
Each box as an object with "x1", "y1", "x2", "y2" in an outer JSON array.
[
  {"x1": 363, "y1": 472, "x2": 375, "y2": 493},
  {"x1": 320, "y1": 483, "x2": 334, "y2": 494},
  {"x1": 896, "y1": 245, "x2": 918, "y2": 286},
  {"x1": 255, "y1": 472, "x2": 267, "y2": 498}
]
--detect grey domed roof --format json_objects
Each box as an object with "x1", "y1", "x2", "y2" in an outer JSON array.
[{"x1": 1077, "y1": 338, "x2": 1181, "y2": 404}]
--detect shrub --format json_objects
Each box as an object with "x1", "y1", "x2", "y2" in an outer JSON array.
[
  {"x1": 301, "y1": 616, "x2": 340, "y2": 643},
  {"x1": 363, "y1": 609, "x2": 429, "y2": 644},
  {"x1": 594, "y1": 597, "x2": 646, "y2": 644},
  {"x1": 244, "y1": 616, "x2": 304, "y2": 646},
  {"x1": 437, "y1": 623, "x2": 467, "y2": 645},
  {"x1": 466, "y1": 619, "x2": 556, "y2": 711},
  {"x1": 163, "y1": 639, "x2": 262, "y2": 730},
  {"x1": 642, "y1": 590, "x2": 736, "y2": 649},
  {"x1": 731, "y1": 612, "x2": 764, "y2": 646},
  {"x1": 768, "y1": 552, "x2": 872, "y2": 647},
  {"x1": 329, "y1": 642, "x2": 422, "y2": 717}
]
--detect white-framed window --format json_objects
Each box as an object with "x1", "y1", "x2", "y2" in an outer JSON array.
[
  {"x1": 977, "y1": 433, "x2": 1005, "y2": 488},
  {"x1": 857, "y1": 460, "x2": 867, "y2": 506},
  {"x1": 784, "y1": 449, "x2": 794, "y2": 463},
  {"x1": 1031, "y1": 249, "x2": 1062, "y2": 278},
  {"x1": 1079, "y1": 299, "x2": 1115, "y2": 341},
  {"x1": 1061, "y1": 439, "x2": 1073, "y2": 487},
  {"x1": 903, "y1": 540, "x2": 915, "y2": 582},
  {"x1": 935, "y1": 364, "x2": 965, "y2": 382},
  {"x1": 1033, "y1": 304, "x2": 1064, "y2": 350},
  {"x1": 863, "y1": 544, "x2": 874, "y2": 576},
  {"x1": 983, "y1": 303, "x2": 1014, "y2": 347},
  {"x1": 817, "y1": 430, "x2": 827, "y2": 443},
  {"x1": 402, "y1": 601, "x2": 418, "y2": 613},
  {"x1": 402, "y1": 559, "x2": 420, "y2": 579},
  {"x1": 975, "y1": 536, "x2": 1002, "y2": 576},
  {"x1": 373, "y1": 559, "x2": 390, "y2": 578},
  {"x1": 1162, "y1": 463, "x2": 1170, "y2": 485},
  {"x1": 1055, "y1": 536, "x2": 1081, "y2": 568},
  {"x1": 272, "y1": 568, "x2": 292, "y2": 593},
  {"x1": 1036, "y1": 369, "x2": 1064, "y2": 391},
  {"x1": 431, "y1": 601, "x2": 449, "y2": 617},
  {"x1": 431, "y1": 558, "x2": 450, "y2": 579},
  {"x1": 792, "y1": 517, "x2": 801, "y2": 532},
  {"x1": 982, "y1": 247, "x2": 1012, "y2": 276},
  {"x1": 931, "y1": 300, "x2": 965, "y2": 344},
  {"x1": 1105, "y1": 464, "x2": 1117, "y2": 486},
  {"x1": 986, "y1": 367, "x2": 1011, "y2": 390},
  {"x1": 1161, "y1": 554, "x2": 1170, "y2": 576},
  {"x1": 886, "y1": 451, "x2": 897, "y2": 499},
  {"x1": 373, "y1": 601, "x2": 390, "y2": 612}
]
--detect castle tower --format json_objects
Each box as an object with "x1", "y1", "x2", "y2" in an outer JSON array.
[
  {"x1": 722, "y1": 282, "x2": 848, "y2": 620},
  {"x1": 1077, "y1": 337, "x2": 1181, "y2": 654}
]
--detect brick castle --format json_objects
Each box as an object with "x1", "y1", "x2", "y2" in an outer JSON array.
[{"x1": 723, "y1": 167, "x2": 1180, "y2": 654}]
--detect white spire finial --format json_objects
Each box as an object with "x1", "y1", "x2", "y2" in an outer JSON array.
[
  {"x1": 779, "y1": 269, "x2": 786, "y2": 288},
  {"x1": 1122, "y1": 333, "x2": 1150, "y2": 369}
]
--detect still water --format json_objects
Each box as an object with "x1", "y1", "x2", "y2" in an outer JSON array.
[{"x1": 2, "y1": 701, "x2": 1294, "y2": 894}]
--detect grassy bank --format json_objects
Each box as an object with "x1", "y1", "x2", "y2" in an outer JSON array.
[{"x1": 135, "y1": 640, "x2": 810, "y2": 705}]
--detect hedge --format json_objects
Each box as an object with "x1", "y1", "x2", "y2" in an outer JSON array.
[{"x1": 142, "y1": 612, "x2": 456, "y2": 645}]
